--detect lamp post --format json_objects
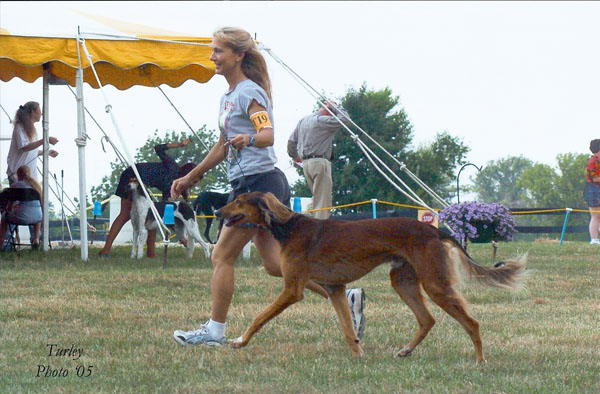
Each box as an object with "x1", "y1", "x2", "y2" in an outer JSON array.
[{"x1": 456, "y1": 163, "x2": 483, "y2": 204}]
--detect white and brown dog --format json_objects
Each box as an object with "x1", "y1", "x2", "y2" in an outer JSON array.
[{"x1": 128, "y1": 180, "x2": 211, "y2": 259}]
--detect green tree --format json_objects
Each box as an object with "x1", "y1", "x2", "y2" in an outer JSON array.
[
  {"x1": 517, "y1": 153, "x2": 588, "y2": 209},
  {"x1": 471, "y1": 156, "x2": 534, "y2": 207},
  {"x1": 515, "y1": 163, "x2": 558, "y2": 206},
  {"x1": 90, "y1": 127, "x2": 228, "y2": 201},
  {"x1": 406, "y1": 131, "x2": 471, "y2": 202},
  {"x1": 472, "y1": 154, "x2": 588, "y2": 209},
  {"x1": 290, "y1": 84, "x2": 469, "y2": 210},
  {"x1": 517, "y1": 153, "x2": 589, "y2": 238},
  {"x1": 472, "y1": 153, "x2": 589, "y2": 240}
]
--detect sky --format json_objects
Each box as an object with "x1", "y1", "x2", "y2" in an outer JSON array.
[{"x1": 1, "y1": 1, "x2": 600, "y2": 211}]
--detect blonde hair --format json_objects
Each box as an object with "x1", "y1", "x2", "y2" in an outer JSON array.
[
  {"x1": 213, "y1": 27, "x2": 272, "y2": 103},
  {"x1": 16, "y1": 165, "x2": 42, "y2": 197},
  {"x1": 13, "y1": 101, "x2": 39, "y2": 141}
]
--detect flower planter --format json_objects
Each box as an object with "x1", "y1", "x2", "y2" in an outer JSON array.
[
  {"x1": 439, "y1": 201, "x2": 516, "y2": 244},
  {"x1": 468, "y1": 221, "x2": 496, "y2": 243}
]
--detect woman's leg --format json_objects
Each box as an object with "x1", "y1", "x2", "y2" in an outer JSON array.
[
  {"x1": 589, "y1": 206, "x2": 600, "y2": 240},
  {"x1": 99, "y1": 198, "x2": 132, "y2": 256},
  {"x1": 146, "y1": 229, "x2": 157, "y2": 258},
  {"x1": 254, "y1": 229, "x2": 329, "y2": 299},
  {"x1": 32, "y1": 222, "x2": 41, "y2": 245},
  {"x1": 209, "y1": 224, "x2": 256, "y2": 323},
  {"x1": 0, "y1": 215, "x2": 8, "y2": 248}
]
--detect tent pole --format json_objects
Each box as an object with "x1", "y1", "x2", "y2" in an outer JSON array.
[
  {"x1": 42, "y1": 64, "x2": 50, "y2": 251},
  {"x1": 76, "y1": 30, "x2": 88, "y2": 260},
  {"x1": 76, "y1": 67, "x2": 88, "y2": 260}
]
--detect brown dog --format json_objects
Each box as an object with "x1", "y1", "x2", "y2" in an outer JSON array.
[{"x1": 215, "y1": 192, "x2": 527, "y2": 362}]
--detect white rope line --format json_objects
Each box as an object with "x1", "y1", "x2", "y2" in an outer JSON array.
[
  {"x1": 351, "y1": 135, "x2": 443, "y2": 210},
  {"x1": 34, "y1": 165, "x2": 95, "y2": 236},
  {"x1": 79, "y1": 37, "x2": 170, "y2": 241},
  {"x1": 79, "y1": 31, "x2": 211, "y2": 47},
  {"x1": 262, "y1": 45, "x2": 448, "y2": 209},
  {"x1": 154, "y1": 86, "x2": 228, "y2": 176},
  {"x1": 264, "y1": 45, "x2": 451, "y2": 208},
  {"x1": 353, "y1": 136, "x2": 438, "y2": 214},
  {"x1": 52, "y1": 171, "x2": 74, "y2": 244},
  {"x1": 66, "y1": 85, "x2": 127, "y2": 166},
  {"x1": 265, "y1": 47, "x2": 423, "y2": 177},
  {"x1": 346, "y1": 143, "x2": 456, "y2": 236},
  {"x1": 137, "y1": 64, "x2": 229, "y2": 178},
  {"x1": 35, "y1": 158, "x2": 103, "y2": 234},
  {"x1": 402, "y1": 165, "x2": 449, "y2": 208},
  {"x1": 1, "y1": 104, "x2": 13, "y2": 123},
  {"x1": 37, "y1": 162, "x2": 78, "y2": 217}
]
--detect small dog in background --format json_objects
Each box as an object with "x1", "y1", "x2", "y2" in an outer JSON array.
[
  {"x1": 128, "y1": 180, "x2": 211, "y2": 259},
  {"x1": 193, "y1": 191, "x2": 229, "y2": 244}
]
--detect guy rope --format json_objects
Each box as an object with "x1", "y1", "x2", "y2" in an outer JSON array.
[
  {"x1": 260, "y1": 44, "x2": 449, "y2": 214},
  {"x1": 77, "y1": 35, "x2": 170, "y2": 243}
]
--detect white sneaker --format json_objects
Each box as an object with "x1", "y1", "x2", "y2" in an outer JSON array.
[
  {"x1": 346, "y1": 288, "x2": 366, "y2": 341},
  {"x1": 590, "y1": 239, "x2": 600, "y2": 245},
  {"x1": 173, "y1": 321, "x2": 226, "y2": 346}
]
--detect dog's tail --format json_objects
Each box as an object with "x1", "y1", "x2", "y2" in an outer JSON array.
[{"x1": 439, "y1": 230, "x2": 528, "y2": 291}]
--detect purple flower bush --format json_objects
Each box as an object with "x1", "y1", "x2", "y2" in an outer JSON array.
[{"x1": 439, "y1": 201, "x2": 517, "y2": 242}]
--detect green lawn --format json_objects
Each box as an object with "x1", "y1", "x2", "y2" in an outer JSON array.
[{"x1": 0, "y1": 241, "x2": 599, "y2": 393}]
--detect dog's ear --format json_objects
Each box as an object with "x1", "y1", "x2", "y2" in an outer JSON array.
[
  {"x1": 261, "y1": 193, "x2": 294, "y2": 225},
  {"x1": 246, "y1": 194, "x2": 273, "y2": 227},
  {"x1": 261, "y1": 205, "x2": 273, "y2": 228}
]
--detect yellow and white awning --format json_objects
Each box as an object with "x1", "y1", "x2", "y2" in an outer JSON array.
[{"x1": 0, "y1": 33, "x2": 215, "y2": 90}]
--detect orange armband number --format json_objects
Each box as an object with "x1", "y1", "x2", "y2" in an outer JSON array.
[{"x1": 250, "y1": 111, "x2": 272, "y2": 132}]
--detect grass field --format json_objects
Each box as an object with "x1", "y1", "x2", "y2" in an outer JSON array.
[{"x1": 1, "y1": 240, "x2": 599, "y2": 393}]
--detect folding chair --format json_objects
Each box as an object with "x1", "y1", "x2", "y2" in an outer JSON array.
[{"x1": 0, "y1": 188, "x2": 44, "y2": 251}]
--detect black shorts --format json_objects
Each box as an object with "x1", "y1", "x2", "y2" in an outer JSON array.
[
  {"x1": 228, "y1": 168, "x2": 290, "y2": 208},
  {"x1": 584, "y1": 182, "x2": 600, "y2": 207}
]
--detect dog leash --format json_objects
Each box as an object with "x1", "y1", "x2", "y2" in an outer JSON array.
[{"x1": 223, "y1": 136, "x2": 250, "y2": 193}]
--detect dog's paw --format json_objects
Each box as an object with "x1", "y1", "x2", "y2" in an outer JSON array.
[
  {"x1": 352, "y1": 347, "x2": 365, "y2": 358},
  {"x1": 395, "y1": 347, "x2": 413, "y2": 358},
  {"x1": 229, "y1": 336, "x2": 245, "y2": 349}
]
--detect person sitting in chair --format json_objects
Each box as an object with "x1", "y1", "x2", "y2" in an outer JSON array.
[{"x1": 0, "y1": 165, "x2": 43, "y2": 249}]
